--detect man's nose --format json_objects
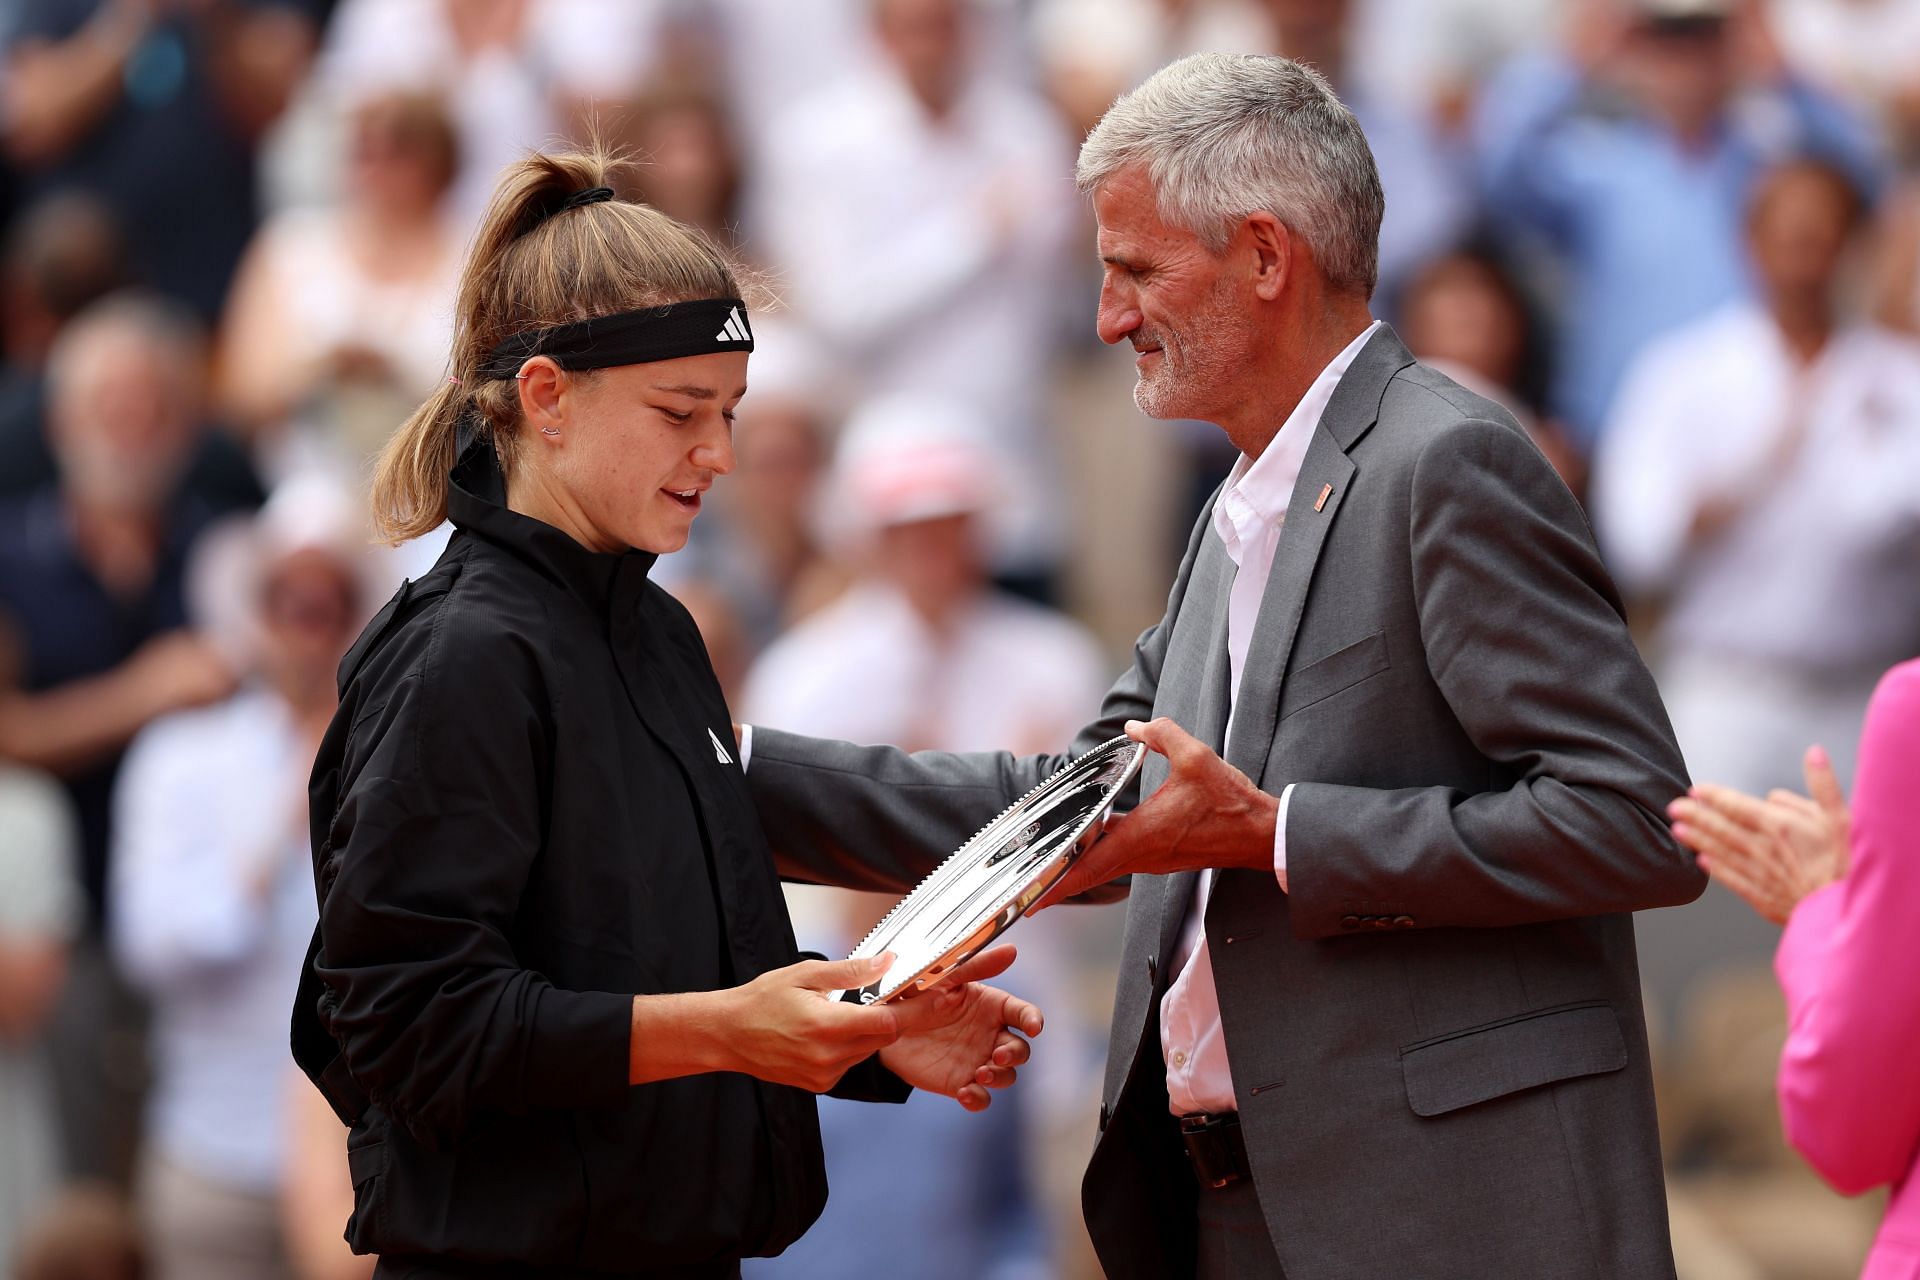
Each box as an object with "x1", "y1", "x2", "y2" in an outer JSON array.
[{"x1": 1096, "y1": 282, "x2": 1141, "y2": 347}]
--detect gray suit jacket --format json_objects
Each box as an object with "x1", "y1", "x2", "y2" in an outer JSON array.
[{"x1": 748, "y1": 328, "x2": 1704, "y2": 1280}]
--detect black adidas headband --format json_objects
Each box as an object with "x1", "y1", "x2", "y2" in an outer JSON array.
[{"x1": 477, "y1": 298, "x2": 754, "y2": 381}]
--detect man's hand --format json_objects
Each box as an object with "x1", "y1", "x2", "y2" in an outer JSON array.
[
  {"x1": 1032, "y1": 717, "x2": 1279, "y2": 912},
  {"x1": 1667, "y1": 745, "x2": 1851, "y2": 925},
  {"x1": 881, "y1": 945, "x2": 1042, "y2": 1112}
]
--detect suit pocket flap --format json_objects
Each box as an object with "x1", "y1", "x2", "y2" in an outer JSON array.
[
  {"x1": 1401, "y1": 1002, "x2": 1627, "y2": 1117},
  {"x1": 1280, "y1": 630, "x2": 1389, "y2": 719}
]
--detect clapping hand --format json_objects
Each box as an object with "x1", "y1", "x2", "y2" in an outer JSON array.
[
  {"x1": 880, "y1": 945, "x2": 1042, "y2": 1112},
  {"x1": 1667, "y1": 746, "x2": 1852, "y2": 925}
]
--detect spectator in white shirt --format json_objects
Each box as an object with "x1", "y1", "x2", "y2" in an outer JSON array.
[
  {"x1": 1595, "y1": 155, "x2": 1920, "y2": 798},
  {"x1": 110, "y1": 476, "x2": 378, "y2": 1280},
  {"x1": 306, "y1": 0, "x2": 664, "y2": 227},
  {"x1": 217, "y1": 91, "x2": 464, "y2": 479},
  {"x1": 749, "y1": 0, "x2": 1079, "y2": 583}
]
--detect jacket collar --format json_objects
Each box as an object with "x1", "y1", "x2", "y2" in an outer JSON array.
[
  {"x1": 1319, "y1": 323, "x2": 1417, "y2": 453},
  {"x1": 446, "y1": 440, "x2": 656, "y2": 612}
]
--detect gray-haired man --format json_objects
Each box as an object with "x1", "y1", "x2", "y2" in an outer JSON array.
[{"x1": 747, "y1": 53, "x2": 1703, "y2": 1279}]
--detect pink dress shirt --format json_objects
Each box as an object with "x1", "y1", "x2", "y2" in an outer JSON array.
[
  {"x1": 1774, "y1": 659, "x2": 1920, "y2": 1279},
  {"x1": 1161, "y1": 321, "x2": 1382, "y2": 1117}
]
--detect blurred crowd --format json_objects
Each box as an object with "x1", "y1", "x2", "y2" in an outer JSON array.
[{"x1": 1, "y1": 0, "x2": 1917, "y2": 1277}]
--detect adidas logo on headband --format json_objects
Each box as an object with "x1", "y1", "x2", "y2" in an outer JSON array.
[{"x1": 715, "y1": 306, "x2": 752, "y2": 344}]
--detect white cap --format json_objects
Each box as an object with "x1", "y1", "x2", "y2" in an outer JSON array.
[
  {"x1": 187, "y1": 473, "x2": 382, "y2": 672},
  {"x1": 828, "y1": 393, "x2": 1005, "y2": 535}
]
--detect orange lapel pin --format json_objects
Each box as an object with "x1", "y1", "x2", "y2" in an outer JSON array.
[{"x1": 1313, "y1": 483, "x2": 1332, "y2": 512}]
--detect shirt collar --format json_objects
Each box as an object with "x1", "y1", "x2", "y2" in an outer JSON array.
[
  {"x1": 1214, "y1": 319, "x2": 1381, "y2": 550},
  {"x1": 446, "y1": 440, "x2": 655, "y2": 612}
]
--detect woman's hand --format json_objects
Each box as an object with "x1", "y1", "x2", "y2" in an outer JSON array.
[
  {"x1": 879, "y1": 945, "x2": 1043, "y2": 1112},
  {"x1": 632, "y1": 954, "x2": 904, "y2": 1092},
  {"x1": 1668, "y1": 746, "x2": 1852, "y2": 925},
  {"x1": 715, "y1": 954, "x2": 910, "y2": 1092}
]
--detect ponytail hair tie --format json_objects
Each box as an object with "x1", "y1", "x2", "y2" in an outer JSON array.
[
  {"x1": 559, "y1": 186, "x2": 615, "y2": 211},
  {"x1": 446, "y1": 375, "x2": 462, "y2": 385}
]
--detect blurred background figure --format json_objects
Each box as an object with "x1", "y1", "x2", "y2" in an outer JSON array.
[
  {"x1": 1595, "y1": 157, "x2": 1920, "y2": 801},
  {"x1": 0, "y1": 767, "x2": 80, "y2": 1270},
  {"x1": 10, "y1": 1181, "x2": 145, "y2": 1280},
  {"x1": 1476, "y1": 0, "x2": 1882, "y2": 453},
  {"x1": 1257, "y1": 0, "x2": 1473, "y2": 308},
  {"x1": 751, "y1": 0, "x2": 1079, "y2": 593},
  {"x1": 1397, "y1": 246, "x2": 1584, "y2": 495},
  {"x1": 216, "y1": 90, "x2": 462, "y2": 480},
  {"x1": 278, "y1": 1077, "x2": 371, "y2": 1280},
  {"x1": 301, "y1": 0, "x2": 661, "y2": 226},
  {"x1": 745, "y1": 394, "x2": 1109, "y2": 763},
  {"x1": 0, "y1": 192, "x2": 127, "y2": 497},
  {"x1": 743, "y1": 395, "x2": 1115, "y2": 1277},
  {"x1": 654, "y1": 320, "x2": 851, "y2": 660},
  {"x1": 611, "y1": 77, "x2": 744, "y2": 250},
  {"x1": 0, "y1": 0, "x2": 323, "y2": 320},
  {"x1": 1771, "y1": 0, "x2": 1920, "y2": 155},
  {"x1": 0, "y1": 293, "x2": 254, "y2": 1194},
  {"x1": 109, "y1": 476, "x2": 372, "y2": 1280},
  {"x1": 1032, "y1": 0, "x2": 1273, "y2": 141}
]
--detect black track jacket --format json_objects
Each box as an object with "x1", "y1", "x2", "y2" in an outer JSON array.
[{"x1": 292, "y1": 442, "x2": 904, "y2": 1277}]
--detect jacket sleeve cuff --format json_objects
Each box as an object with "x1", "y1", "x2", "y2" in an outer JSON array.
[
  {"x1": 525, "y1": 987, "x2": 636, "y2": 1110},
  {"x1": 829, "y1": 1053, "x2": 913, "y2": 1104},
  {"x1": 1775, "y1": 879, "x2": 1846, "y2": 1017}
]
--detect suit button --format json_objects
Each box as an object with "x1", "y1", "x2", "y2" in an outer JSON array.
[
  {"x1": 1147, "y1": 953, "x2": 1158, "y2": 984},
  {"x1": 1098, "y1": 1103, "x2": 1110, "y2": 1133},
  {"x1": 1393, "y1": 915, "x2": 1415, "y2": 928},
  {"x1": 1340, "y1": 915, "x2": 1360, "y2": 930}
]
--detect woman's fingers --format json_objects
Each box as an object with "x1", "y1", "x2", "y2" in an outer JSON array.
[
  {"x1": 1698, "y1": 851, "x2": 1789, "y2": 925},
  {"x1": 792, "y1": 952, "x2": 894, "y2": 995},
  {"x1": 1803, "y1": 745, "x2": 1850, "y2": 816},
  {"x1": 1688, "y1": 783, "x2": 1771, "y2": 832},
  {"x1": 1674, "y1": 819, "x2": 1764, "y2": 878},
  {"x1": 1671, "y1": 797, "x2": 1767, "y2": 862}
]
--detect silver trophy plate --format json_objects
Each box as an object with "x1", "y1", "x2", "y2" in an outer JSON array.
[{"x1": 844, "y1": 735, "x2": 1147, "y2": 1004}]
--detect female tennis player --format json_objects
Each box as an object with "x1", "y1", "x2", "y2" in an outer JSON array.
[{"x1": 291, "y1": 144, "x2": 1041, "y2": 1279}]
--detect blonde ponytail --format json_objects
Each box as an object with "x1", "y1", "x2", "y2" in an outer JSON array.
[
  {"x1": 370, "y1": 140, "x2": 752, "y2": 544},
  {"x1": 370, "y1": 379, "x2": 466, "y2": 543}
]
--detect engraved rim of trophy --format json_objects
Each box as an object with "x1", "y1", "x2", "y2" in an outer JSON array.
[{"x1": 844, "y1": 736, "x2": 1148, "y2": 1005}]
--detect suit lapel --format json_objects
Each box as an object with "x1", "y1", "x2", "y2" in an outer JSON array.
[
  {"x1": 1222, "y1": 433, "x2": 1354, "y2": 784},
  {"x1": 1155, "y1": 531, "x2": 1235, "y2": 960},
  {"x1": 1224, "y1": 325, "x2": 1413, "y2": 786}
]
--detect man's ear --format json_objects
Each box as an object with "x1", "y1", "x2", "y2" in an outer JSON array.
[
  {"x1": 1244, "y1": 212, "x2": 1292, "y2": 302},
  {"x1": 516, "y1": 357, "x2": 567, "y2": 434}
]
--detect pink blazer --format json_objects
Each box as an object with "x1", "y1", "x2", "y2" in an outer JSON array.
[{"x1": 1775, "y1": 659, "x2": 1920, "y2": 1279}]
